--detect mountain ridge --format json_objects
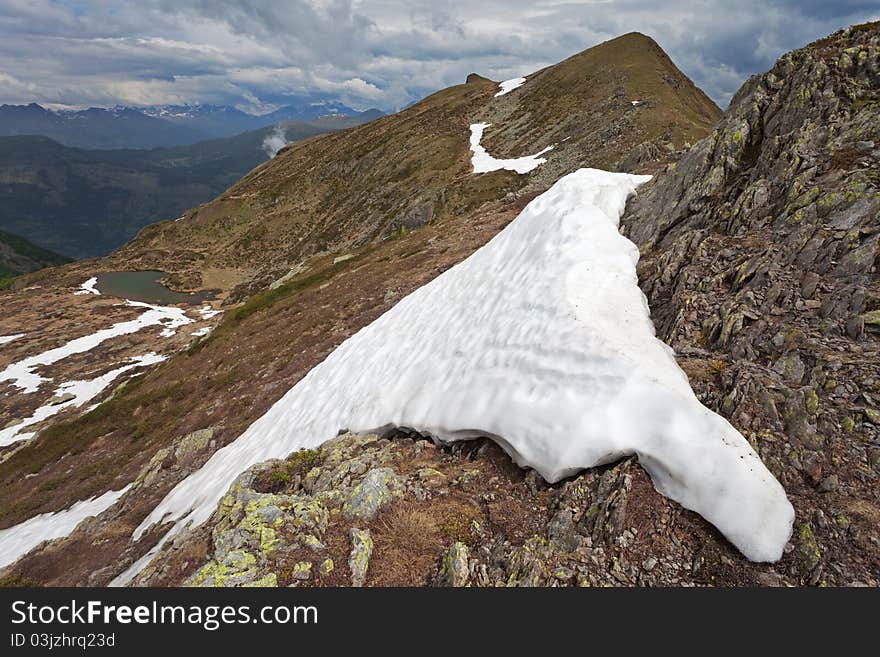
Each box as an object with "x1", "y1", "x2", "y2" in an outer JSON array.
[
  {"x1": 0, "y1": 33, "x2": 725, "y2": 585},
  {"x1": 0, "y1": 101, "x2": 385, "y2": 149},
  {"x1": 4, "y1": 26, "x2": 877, "y2": 587}
]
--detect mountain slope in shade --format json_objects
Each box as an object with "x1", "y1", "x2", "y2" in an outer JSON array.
[
  {"x1": 0, "y1": 229, "x2": 69, "y2": 284},
  {"x1": 0, "y1": 114, "x2": 378, "y2": 259}
]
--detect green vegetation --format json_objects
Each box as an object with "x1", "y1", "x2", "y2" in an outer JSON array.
[
  {"x1": 256, "y1": 449, "x2": 325, "y2": 493},
  {"x1": 231, "y1": 252, "x2": 365, "y2": 323}
]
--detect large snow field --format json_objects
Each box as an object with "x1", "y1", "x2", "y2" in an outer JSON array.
[{"x1": 134, "y1": 168, "x2": 794, "y2": 564}]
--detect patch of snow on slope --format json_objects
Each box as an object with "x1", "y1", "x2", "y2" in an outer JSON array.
[
  {"x1": 74, "y1": 277, "x2": 100, "y2": 295},
  {"x1": 191, "y1": 327, "x2": 212, "y2": 338},
  {"x1": 198, "y1": 306, "x2": 222, "y2": 320},
  {"x1": 0, "y1": 485, "x2": 131, "y2": 569},
  {"x1": 134, "y1": 168, "x2": 793, "y2": 563},
  {"x1": 109, "y1": 531, "x2": 173, "y2": 587},
  {"x1": 469, "y1": 123, "x2": 553, "y2": 174},
  {"x1": 0, "y1": 334, "x2": 25, "y2": 347},
  {"x1": 495, "y1": 76, "x2": 527, "y2": 97},
  {"x1": 0, "y1": 353, "x2": 166, "y2": 447},
  {"x1": 0, "y1": 301, "x2": 191, "y2": 393}
]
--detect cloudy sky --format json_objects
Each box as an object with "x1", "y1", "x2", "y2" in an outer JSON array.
[{"x1": 0, "y1": 0, "x2": 877, "y2": 113}]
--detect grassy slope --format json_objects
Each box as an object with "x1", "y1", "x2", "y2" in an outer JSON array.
[
  {"x1": 0, "y1": 118, "x2": 371, "y2": 259},
  {"x1": 115, "y1": 34, "x2": 720, "y2": 295}
]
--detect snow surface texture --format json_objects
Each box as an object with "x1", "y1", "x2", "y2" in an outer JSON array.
[
  {"x1": 134, "y1": 168, "x2": 794, "y2": 564},
  {"x1": 469, "y1": 123, "x2": 553, "y2": 174},
  {"x1": 0, "y1": 486, "x2": 131, "y2": 569},
  {"x1": 0, "y1": 334, "x2": 24, "y2": 347},
  {"x1": 74, "y1": 277, "x2": 100, "y2": 295},
  {"x1": 0, "y1": 353, "x2": 166, "y2": 446},
  {"x1": 0, "y1": 301, "x2": 191, "y2": 393},
  {"x1": 495, "y1": 77, "x2": 526, "y2": 97}
]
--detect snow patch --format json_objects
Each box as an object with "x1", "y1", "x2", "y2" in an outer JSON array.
[
  {"x1": 198, "y1": 306, "x2": 222, "y2": 320},
  {"x1": 0, "y1": 334, "x2": 25, "y2": 347},
  {"x1": 191, "y1": 327, "x2": 212, "y2": 338},
  {"x1": 134, "y1": 168, "x2": 793, "y2": 564},
  {"x1": 0, "y1": 301, "x2": 191, "y2": 393},
  {"x1": 74, "y1": 277, "x2": 100, "y2": 295},
  {"x1": 0, "y1": 485, "x2": 131, "y2": 569},
  {"x1": 109, "y1": 529, "x2": 173, "y2": 587},
  {"x1": 495, "y1": 77, "x2": 526, "y2": 97},
  {"x1": 469, "y1": 123, "x2": 552, "y2": 174},
  {"x1": 0, "y1": 353, "x2": 166, "y2": 446}
]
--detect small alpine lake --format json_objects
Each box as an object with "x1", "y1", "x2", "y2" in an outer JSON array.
[{"x1": 95, "y1": 271, "x2": 214, "y2": 305}]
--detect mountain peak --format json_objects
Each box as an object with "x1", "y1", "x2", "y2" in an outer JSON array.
[{"x1": 466, "y1": 73, "x2": 492, "y2": 85}]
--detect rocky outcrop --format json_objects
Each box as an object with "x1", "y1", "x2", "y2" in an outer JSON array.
[
  {"x1": 130, "y1": 430, "x2": 877, "y2": 587},
  {"x1": 622, "y1": 22, "x2": 880, "y2": 586}
]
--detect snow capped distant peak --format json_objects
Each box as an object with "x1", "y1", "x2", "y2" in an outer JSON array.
[
  {"x1": 134, "y1": 167, "x2": 793, "y2": 565},
  {"x1": 469, "y1": 122, "x2": 553, "y2": 174},
  {"x1": 495, "y1": 76, "x2": 527, "y2": 97}
]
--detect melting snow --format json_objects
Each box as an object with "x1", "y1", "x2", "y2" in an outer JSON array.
[
  {"x1": 0, "y1": 301, "x2": 191, "y2": 393},
  {"x1": 495, "y1": 76, "x2": 526, "y2": 97},
  {"x1": 0, "y1": 485, "x2": 131, "y2": 569},
  {"x1": 74, "y1": 277, "x2": 100, "y2": 295},
  {"x1": 0, "y1": 334, "x2": 25, "y2": 347},
  {"x1": 134, "y1": 168, "x2": 793, "y2": 563},
  {"x1": 191, "y1": 327, "x2": 212, "y2": 338},
  {"x1": 109, "y1": 531, "x2": 173, "y2": 587},
  {"x1": 469, "y1": 123, "x2": 553, "y2": 174},
  {"x1": 0, "y1": 353, "x2": 166, "y2": 447},
  {"x1": 198, "y1": 306, "x2": 222, "y2": 320}
]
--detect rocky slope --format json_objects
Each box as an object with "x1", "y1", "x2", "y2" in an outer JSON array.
[
  {"x1": 6, "y1": 27, "x2": 876, "y2": 587},
  {"x1": 620, "y1": 22, "x2": 880, "y2": 585}
]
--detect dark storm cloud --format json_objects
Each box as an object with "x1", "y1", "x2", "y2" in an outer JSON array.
[{"x1": 0, "y1": 0, "x2": 876, "y2": 111}]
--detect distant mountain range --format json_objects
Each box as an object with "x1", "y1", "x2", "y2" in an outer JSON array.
[
  {"x1": 0, "y1": 113, "x2": 380, "y2": 259},
  {"x1": 142, "y1": 98, "x2": 377, "y2": 138},
  {"x1": 0, "y1": 100, "x2": 383, "y2": 150}
]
